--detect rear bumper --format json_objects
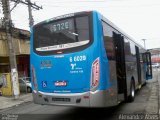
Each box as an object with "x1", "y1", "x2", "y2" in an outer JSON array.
[
  {"x1": 32, "y1": 90, "x2": 108, "y2": 107},
  {"x1": 32, "y1": 90, "x2": 90, "y2": 107}
]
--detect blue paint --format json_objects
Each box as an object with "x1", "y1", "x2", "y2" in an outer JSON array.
[{"x1": 30, "y1": 11, "x2": 111, "y2": 93}]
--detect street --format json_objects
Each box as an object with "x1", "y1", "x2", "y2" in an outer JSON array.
[
  {"x1": 0, "y1": 1, "x2": 160, "y2": 120},
  {"x1": 0, "y1": 70, "x2": 159, "y2": 120}
]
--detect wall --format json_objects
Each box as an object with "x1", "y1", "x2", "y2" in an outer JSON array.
[{"x1": 0, "y1": 28, "x2": 30, "y2": 56}]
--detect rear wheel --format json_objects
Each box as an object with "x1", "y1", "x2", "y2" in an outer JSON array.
[{"x1": 128, "y1": 80, "x2": 135, "y2": 102}]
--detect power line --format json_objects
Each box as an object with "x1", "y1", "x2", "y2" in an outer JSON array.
[
  {"x1": 10, "y1": 0, "x2": 42, "y2": 10},
  {"x1": 10, "y1": 0, "x2": 42, "y2": 28},
  {"x1": 10, "y1": 1, "x2": 20, "y2": 12},
  {"x1": 44, "y1": 0, "x2": 106, "y2": 3},
  {"x1": 40, "y1": 1, "x2": 160, "y2": 8}
]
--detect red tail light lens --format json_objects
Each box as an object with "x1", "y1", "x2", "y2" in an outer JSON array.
[
  {"x1": 32, "y1": 65, "x2": 38, "y2": 91},
  {"x1": 91, "y1": 58, "x2": 100, "y2": 90}
]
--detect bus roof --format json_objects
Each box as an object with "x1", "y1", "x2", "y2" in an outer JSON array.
[{"x1": 33, "y1": 11, "x2": 92, "y2": 28}]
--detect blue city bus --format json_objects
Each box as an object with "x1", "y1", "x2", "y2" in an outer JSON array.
[{"x1": 30, "y1": 11, "x2": 152, "y2": 107}]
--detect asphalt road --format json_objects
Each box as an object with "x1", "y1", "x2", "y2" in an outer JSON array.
[
  {"x1": 0, "y1": 84, "x2": 151, "y2": 120},
  {"x1": 0, "y1": 71, "x2": 159, "y2": 120}
]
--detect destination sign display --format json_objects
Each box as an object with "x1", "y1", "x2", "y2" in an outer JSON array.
[{"x1": 50, "y1": 19, "x2": 73, "y2": 32}]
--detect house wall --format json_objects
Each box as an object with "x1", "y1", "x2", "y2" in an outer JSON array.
[
  {"x1": 0, "y1": 28, "x2": 30, "y2": 77},
  {"x1": 0, "y1": 28, "x2": 30, "y2": 56}
]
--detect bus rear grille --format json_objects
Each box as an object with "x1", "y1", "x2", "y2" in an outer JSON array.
[{"x1": 52, "y1": 97, "x2": 70, "y2": 102}]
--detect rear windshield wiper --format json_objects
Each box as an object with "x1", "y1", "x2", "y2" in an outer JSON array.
[{"x1": 68, "y1": 31, "x2": 79, "y2": 36}]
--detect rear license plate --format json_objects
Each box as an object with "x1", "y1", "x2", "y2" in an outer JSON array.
[
  {"x1": 52, "y1": 97, "x2": 70, "y2": 102},
  {"x1": 55, "y1": 81, "x2": 67, "y2": 87}
]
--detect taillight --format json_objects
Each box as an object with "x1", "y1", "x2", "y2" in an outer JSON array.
[
  {"x1": 32, "y1": 65, "x2": 38, "y2": 91},
  {"x1": 91, "y1": 58, "x2": 100, "y2": 91}
]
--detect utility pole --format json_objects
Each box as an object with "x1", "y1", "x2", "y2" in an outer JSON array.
[
  {"x1": 142, "y1": 39, "x2": 146, "y2": 49},
  {"x1": 1, "y1": 0, "x2": 20, "y2": 99},
  {"x1": 27, "y1": 0, "x2": 34, "y2": 28},
  {"x1": 11, "y1": 0, "x2": 42, "y2": 28}
]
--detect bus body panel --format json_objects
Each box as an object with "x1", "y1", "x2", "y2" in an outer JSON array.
[
  {"x1": 31, "y1": 11, "x2": 118, "y2": 107},
  {"x1": 31, "y1": 51, "x2": 92, "y2": 94},
  {"x1": 31, "y1": 11, "x2": 152, "y2": 108},
  {"x1": 31, "y1": 12, "x2": 96, "y2": 94}
]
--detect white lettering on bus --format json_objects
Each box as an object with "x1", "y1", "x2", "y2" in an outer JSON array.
[{"x1": 36, "y1": 40, "x2": 89, "y2": 51}]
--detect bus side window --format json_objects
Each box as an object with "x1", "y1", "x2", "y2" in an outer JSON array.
[{"x1": 102, "y1": 21, "x2": 115, "y2": 60}]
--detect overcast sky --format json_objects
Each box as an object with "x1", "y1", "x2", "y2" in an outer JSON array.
[{"x1": 1, "y1": 0, "x2": 160, "y2": 49}]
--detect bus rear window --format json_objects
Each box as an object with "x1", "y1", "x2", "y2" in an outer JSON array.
[{"x1": 33, "y1": 16, "x2": 91, "y2": 54}]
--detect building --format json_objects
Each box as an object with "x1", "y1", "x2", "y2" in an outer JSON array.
[
  {"x1": 149, "y1": 48, "x2": 160, "y2": 63},
  {"x1": 0, "y1": 27, "x2": 30, "y2": 77}
]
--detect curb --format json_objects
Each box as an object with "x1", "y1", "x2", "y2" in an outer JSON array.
[{"x1": 0, "y1": 93, "x2": 33, "y2": 111}]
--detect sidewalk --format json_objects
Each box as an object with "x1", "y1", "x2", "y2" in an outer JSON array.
[
  {"x1": 145, "y1": 68, "x2": 160, "y2": 114},
  {"x1": 0, "y1": 93, "x2": 33, "y2": 110}
]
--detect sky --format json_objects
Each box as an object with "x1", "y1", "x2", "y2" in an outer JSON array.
[{"x1": 0, "y1": 0, "x2": 160, "y2": 49}]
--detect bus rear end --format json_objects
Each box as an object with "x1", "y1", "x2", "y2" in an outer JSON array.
[{"x1": 31, "y1": 11, "x2": 106, "y2": 107}]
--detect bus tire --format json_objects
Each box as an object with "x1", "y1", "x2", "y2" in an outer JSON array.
[{"x1": 128, "y1": 80, "x2": 135, "y2": 102}]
